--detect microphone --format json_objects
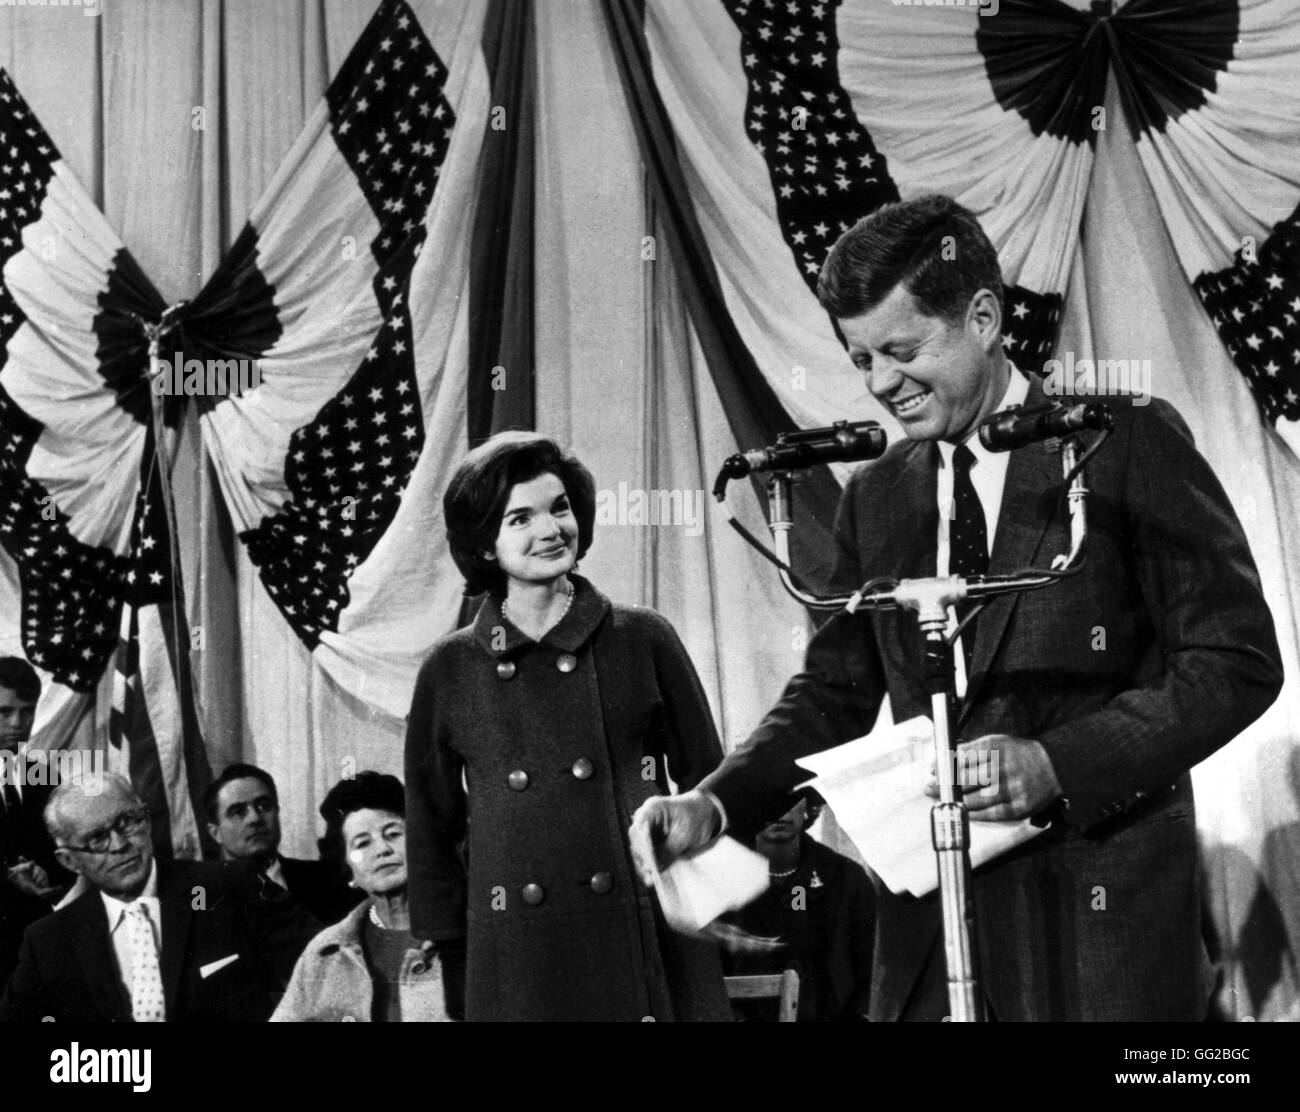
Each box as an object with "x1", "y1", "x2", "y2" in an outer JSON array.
[
  {"x1": 978, "y1": 402, "x2": 1113, "y2": 452},
  {"x1": 719, "y1": 420, "x2": 887, "y2": 481}
]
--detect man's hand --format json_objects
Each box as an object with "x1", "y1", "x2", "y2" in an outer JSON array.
[
  {"x1": 924, "y1": 734, "x2": 1062, "y2": 821},
  {"x1": 6, "y1": 858, "x2": 64, "y2": 903},
  {"x1": 628, "y1": 790, "x2": 721, "y2": 886}
]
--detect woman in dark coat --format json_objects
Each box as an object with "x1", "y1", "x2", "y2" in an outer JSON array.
[{"x1": 404, "y1": 432, "x2": 731, "y2": 1021}]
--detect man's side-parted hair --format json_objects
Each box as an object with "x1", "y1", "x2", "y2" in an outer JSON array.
[
  {"x1": 444, "y1": 431, "x2": 597, "y2": 596},
  {"x1": 45, "y1": 772, "x2": 142, "y2": 845},
  {"x1": 203, "y1": 762, "x2": 279, "y2": 823},
  {"x1": 316, "y1": 770, "x2": 406, "y2": 879},
  {"x1": 0, "y1": 656, "x2": 41, "y2": 702},
  {"x1": 818, "y1": 194, "x2": 1004, "y2": 324}
]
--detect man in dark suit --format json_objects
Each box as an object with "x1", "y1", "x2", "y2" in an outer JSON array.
[
  {"x1": 631, "y1": 195, "x2": 1284, "y2": 1021},
  {"x1": 205, "y1": 763, "x2": 361, "y2": 925},
  {"x1": 1, "y1": 773, "x2": 316, "y2": 1022},
  {"x1": 0, "y1": 657, "x2": 69, "y2": 988}
]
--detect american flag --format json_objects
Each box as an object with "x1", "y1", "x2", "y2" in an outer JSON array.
[
  {"x1": 1194, "y1": 201, "x2": 1300, "y2": 443},
  {"x1": 723, "y1": 0, "x2": 1064, "y2": 366}
]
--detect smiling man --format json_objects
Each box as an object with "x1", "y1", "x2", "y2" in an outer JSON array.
[
  {"x1": 0, "y1": 774, "x2": 314, "y2": 1021},
  {"x1": 631, "y1": 194, "x2": 1283, "y2": 1022}
]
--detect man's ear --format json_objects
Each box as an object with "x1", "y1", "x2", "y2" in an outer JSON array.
[
  {"x1": 967, "y1": 288, "x2": 1003, "y2": 352},
  {"x1": 206, "y1": 821, "x2": 222, "y2": 846},
  {"x1": 54, "y1": 846, "x2": 83, "y2": 878}
]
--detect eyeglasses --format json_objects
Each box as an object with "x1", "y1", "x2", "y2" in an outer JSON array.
[{"x1": 61, "y1": 808, "x2": 151, "y2": 854}]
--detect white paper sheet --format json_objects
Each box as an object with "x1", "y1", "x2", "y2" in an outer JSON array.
[
  {"x1": 796, "y1": 716, "x2": 1044, "y2": 897},
  {"x1": 651, "y1": 835, "x2": 770, "y2": 933}
]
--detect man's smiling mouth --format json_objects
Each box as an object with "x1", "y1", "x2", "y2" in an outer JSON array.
[{"x1": 893, "y1": 390, "x2": 931, "y2": 414}]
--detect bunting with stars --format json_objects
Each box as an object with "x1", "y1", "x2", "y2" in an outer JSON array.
[
  {"x1": 636, "y1": 0, "x2": 1071, "y2": 468},
  {"x1": 192, "y1": 0, "x2": 491, "y2": 717},
  {"x1": 0, "y1": 64, "x2": 210, "y2": 849}
]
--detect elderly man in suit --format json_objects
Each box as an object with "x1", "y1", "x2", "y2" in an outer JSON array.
[
  {"x1": 631, "y1": 194, "x2": 1284, "y2": 1022},
  {"x1": 0, "y1": 774, "x2": 315, "y2": 1022},
  {"x1": 205, "y1": 763, "x2": 361, "y2": 926}
]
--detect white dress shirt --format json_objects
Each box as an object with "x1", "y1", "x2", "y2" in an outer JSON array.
[
  {"x1": 936, "y1": 364, "x2": 1030, "y2": 696},
  {"x1": 101, "y1": 860, "x2": 162, "y2": 1006}
]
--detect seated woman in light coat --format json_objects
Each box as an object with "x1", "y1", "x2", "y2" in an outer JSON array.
[{"x1": 271, "y1": 772, "x2": 451, "y2": 1022}]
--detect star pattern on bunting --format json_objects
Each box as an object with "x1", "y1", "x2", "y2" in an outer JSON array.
[
  {"x1": 723, "y1": 0, "x2": 1064, "y2": 369},
  {"x1": 0, "y1": 69, "x2": 129, "y2": 691},
  {"x1": 724, "y1": 0, "x2": 898, "y2": 286},
  {"x1": 241, "y1": 0, "x2": 452, "y2": 648},
  {"x1": 1194, "y1": 204, "x2": 1300, "y2": 428}
]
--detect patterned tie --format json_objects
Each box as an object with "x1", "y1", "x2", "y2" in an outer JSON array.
[
  {"x1": 950, "y1": 443, "x2": 989, "y2": 677},
  {"x1": 124, "y1": 902, "x2": 166, "y2": 1022}
]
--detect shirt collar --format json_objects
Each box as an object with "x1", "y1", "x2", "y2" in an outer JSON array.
[
  {"x1": 937, "y1": 362, "x2": 1031, "y2": 469},
  {"x1": 263, "y1": 855, "x2": 287, "y2": 889},
  {"x1": 471, "y1": 574, "x2": 611, "y2": 656},
  {"x1": 100, "y1": 859, "x2": 160, "y2": 924}
]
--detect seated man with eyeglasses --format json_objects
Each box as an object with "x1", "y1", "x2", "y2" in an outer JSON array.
[{"x1": 0, "y1": 773, "x2": 316, "y2": 1022}]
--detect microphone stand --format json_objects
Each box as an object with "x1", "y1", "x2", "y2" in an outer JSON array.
[{"x1": 750, "y1": 435, "x2": 1098, "y2": 1022}]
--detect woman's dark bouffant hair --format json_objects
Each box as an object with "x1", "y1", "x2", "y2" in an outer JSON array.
[
  {"x1": 443, "y1": 431, "x2": 597, "y2": 596},
  {"x1": 316, "y1": 771, "x2": 406, "y2": 880}
]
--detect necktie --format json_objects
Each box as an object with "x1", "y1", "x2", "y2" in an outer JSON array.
[
  {"x1": 125, "y1": 902, "x2": 166, "y2": 1022},
  {"x1": 950, "y1": 443, "x2": 989, "y2": 677}
]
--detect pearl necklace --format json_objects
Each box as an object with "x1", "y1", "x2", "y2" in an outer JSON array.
[
  {"x1": 769, "y1": 866, "x2": 798, "y2": 880},
  {"x1": 503, "y1": 580, "x2": 575, "y2": 628},
  {"x1": 369, "y1": 903, "x2": 390, "y2": 930}
]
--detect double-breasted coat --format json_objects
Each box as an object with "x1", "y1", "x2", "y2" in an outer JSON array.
[{"x1": 404, "y1": 576, "x2": 732, "y2": 1021}]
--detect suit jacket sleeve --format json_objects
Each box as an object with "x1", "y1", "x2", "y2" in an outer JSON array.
[
  {"x1": 404, "y1": 652, "x2": 468, "y2": 944},
  {"x1": 646, "y1": 612, "x2": 724, "y2": 792},
  {"x1": 0, "y1": 927, "x2": 49, "y2": 1021},
  {"x1": 1039, "y1": 400, "x2": 1283, "y2": 831},
  {"x1": 700, "y1": 469, "x2": 890, "y2": 836}
]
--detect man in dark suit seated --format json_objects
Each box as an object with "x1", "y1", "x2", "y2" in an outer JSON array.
[
  {"x1": 205, "y1": 763, "x2": 361, "y2": 925},
  {"x1": 0, "y1": 656, "x2": 71, "y2": 988},
  {"x1": 632, "y1": 194, "x2": 1284, "y2": 1021},
  {"x1": 0, "y1": 773, "x2": 317, "y2": 1021}
]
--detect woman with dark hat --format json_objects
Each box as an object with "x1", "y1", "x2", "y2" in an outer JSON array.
[
  {"x1": 405, "y1": 431, "x2": 731, "y2": 1021},
  {"x1": 272, "y1": 772, "x2": 450, "y2": 1022}
]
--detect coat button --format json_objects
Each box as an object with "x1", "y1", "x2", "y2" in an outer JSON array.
[
  {"x1": 590, "y1": 872, "x2": 613, "y2": 895},
  {"x1": 571, "y1": 758, "x2": 594, "y2": 780},
  {"x1": 521, "y1": 883, "x2": 545, "y2": 906},
  {"x1": 507, "y1": 770, "x2": 529, "y2": 792},
  {"x1": 556, "y1": 653, "x2": 578, "y2": 673},
  {"x1": 496, "y1": 660, "x2": 516, "y2": 680}
]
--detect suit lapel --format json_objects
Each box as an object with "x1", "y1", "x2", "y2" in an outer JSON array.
[
  {"x1": 157, "y1": 862, "x2": 193, "y2": 1015},
  {"x1": 960, "y1": 379, "x2": 1061, "y2": 719},
  {"x1": 69, "y1": 892, "x2": 131, "y2": 1021},
  {"x1": 882, "y1": 441, "x2": 939, "y2": 580},
  {"x1": 867, "y1": 443, "x2": 939, "y2": 691}
]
